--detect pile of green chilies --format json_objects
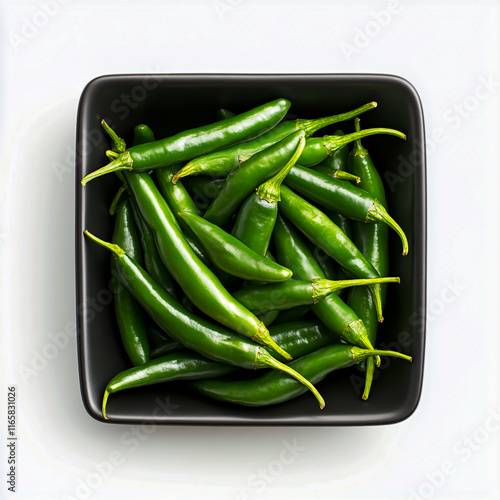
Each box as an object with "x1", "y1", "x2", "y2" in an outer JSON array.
[{"x1": 81, "y1": 99, "x2": 412, "y2": 420}]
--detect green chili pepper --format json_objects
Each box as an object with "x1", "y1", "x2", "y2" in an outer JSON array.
[
  {"x1": 347, "y1": 118, "x2": 391, "y2": 400},
  {"x1": 84, "y1": 232, "x2": 325, "y2": 416},
  {"x1": 111, "y1": 200, "x2": 150, "y2": 366},
  {"x1": 129, "y1": 200, "x2": 179, "y2": 299},
  {"x1": 230, "y1": 135, "x2": 306, "y2": 256},
  {"x1": 204, "y1": 130, "x2": 305, "y2": 228},
  {"x1": 121, "y1": 173, "x2": 290, "y2": 359},
  {"x1": 232, "y1": 276, "x2": 399, "y2": 315},
  {"x1": 102, "y1": 321, "x2": 333, "y2": 418},
  {"x1": 191, "y1": 344, "x2": 411, "y2": 407},
  {"x1": 154, "y1": 164, "x2": 213, "y2": 266},
  {"x1": 126, "y1": 125, "x2": 179, "y2": 299},
  {"x1": 284, "y1": 165, "x2": 408, "y2": 255},
  {"x1": 273, "y1": 215, "x2": 378, "y2": 356},
  {"x1": 81, "y1": 99, "x2": 291, "y2": 185},
  {"x1": 172, "y1": 102, "x2": 377, "y2": 182},
  {"x1": 278, "y1": 186, "x2": 386, "y2": 322},
  {"x1": 133, "y1": 123, "x2": 156, "y2": 145},
  {"x1": 311, "y1": 130, "x2": 353, "y2": 239},
  {"x1": 297, "y1": 127, "x2": 406, "y2": 167},
  {"x1": 177, "y1": 211, "x2": 293, "y2": 282}
]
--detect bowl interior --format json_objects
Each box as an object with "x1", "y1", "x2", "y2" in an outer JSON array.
[{"x1": 76, "y1": 74, "x2": 426, "y2": 425}]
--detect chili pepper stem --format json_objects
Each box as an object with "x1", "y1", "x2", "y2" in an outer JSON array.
[
  {"x1": 323, "y1": 128, "x2": 406, "y2": 155},
  {"x1": 106, "y1": 150, "x2": 120, "y2": 160},
  {"x1": 368, "y1": 283, "x2": 384, "y2": 322},
  {"x1": 311, "y1": 276, "x2": 399, "y2": 304},
  {"x1": 298, "y1": 102, "x2": 377, "y2": 137},
  {"x1": 352, "y1": 117, "x2": 369, "y2": 156},
  {"x1": 109, "y1": 184, "x2": 128, "y2": 215},
  {"x1": 172, "y1": 163, "x2": 197, "y2": 184},
  {"x1": 258, "y1": 350, "x2": 325, "y2": 409},
  {"x1": 84, "y1": 230, "x2": 125, "y2": 257},
  {"x1": 342, "y1": 319, "x2": 381, "y2": 366},
  {"x1": 366, "y1": 201, "x2": 409, "y2": 256},
  {"x1": 81, "y1": 152, "x2": 133, "y2": 186},
  {"x1": 102, "y1": 389, "x2": 110, "y2": 419},
  {"x1": 352, "y1": 347, "x2": 413, "y2": 363},
  {"x1": 256, "y1": 136, "x2": 306, "y2": 203},
  {"x1": 101, "y1": 119, "x2": 126, "y2": 153},
  {"x1": 362, "y1": 357, "x2": 375, "y2": 400},
  {"x1": 253, "y1": 322, "x2": 293, "y2": 361},
  {"x1": 334, "y1": 170, "x2": 361, "y2": 184}
]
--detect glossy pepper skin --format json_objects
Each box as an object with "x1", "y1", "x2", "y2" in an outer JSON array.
[
  {"x1": 127, "y1": 126, "x2": 179, "y2": 299},
  {"x1": 172, "y1": 102, "x2": 377, "y2": 182},
  {"x1": 204, "y1": 130, "x2": 305, "y2": 228},
  {"x1": 154, "y1": 164, "x2": 212, "y2": 266},
  {"x1": 84, "y1": 233, "x2": 325, "y2": 416},
  {"x1": 111, "y1": 200, "x2": 150, "y2": 366},
  {"x1": 272, "y1": 216, "x2": 378, "y2": 355},
  {"x1": 102, "y1": 321, "x2": 334, "y2": 418},
  {"x1": 129, "y1": 201, "x2": 179, "y2": 299},
  {"x1": 177, "y1": 211, "x2": 293, "y2": 282},
  {"x1": 284, "y1": 166, "x2": 408, "y2": 255},
  {"x1": 230, "y1": 135, "x2": 305, "y2": 256},
  {"x1": 311, "y1": 130, "x2": 353, "y2": 239},
  {"x1": 122, "y1": 172, "x2": 289, "y2": 358},
  {"x1": 133, "y1": 124, "x2": 156, "y2": 145},
  {"x1": 278, "y1": 186, "x2": 385, "y2": 322},
  {"x1": 233, "y1": 277, "x2": 398, "y2": 315},
  {"x1": 191, "y1": 344, "x2": 411, "y2": 407},
  {"x1": 81, "y1": 99, "x2": 291, "y2": 185},
  {"x1": 347, "y1": 118, "x2": 390, "y2": 400}
]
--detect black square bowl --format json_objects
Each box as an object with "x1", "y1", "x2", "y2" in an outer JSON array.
[{"x1": 76, "y1": 74, "x2": 426, "y2": 425}]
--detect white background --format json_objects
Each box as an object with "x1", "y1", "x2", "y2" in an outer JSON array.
[{"x1": 1, "y1": 1, "x2": 499, "y2": 499}]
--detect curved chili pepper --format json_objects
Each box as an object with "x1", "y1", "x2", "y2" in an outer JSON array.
[
  {"x1": 204, "y1": 130, "x2": 305, "y2": 228},
  {"x1": 121, "y1": 172, "x2": 290, "y2": 359},
  {"x1": 233, "y1": 276, "x2": 399, "y2": 315},
  {"x1": 111, "y1": 200, "x2": 150, "y2": 366},
  {"x1": 81, "y1": 99, "x2": 291, "y2": 185},
  {"x1": 126, "y1": 125, "x2": 179, "y2": 299},
  {"x1": 297, "y1": 127, "x2": 406, "y2": 167},
  {"x1": 84, "y1": 232, "x2": 325, "y2": 416},
  {"x1": 284, "y1": 166, "x2": 408, "y2": 255},
  {"x1": 191, "y1": 344, "x2": 411, "y2": 407},
  {"x1": 102, "y1": 321, "x2": 333, "y2": 418},
  {"x1": 172, "y1": 102, "x2": 377, "y2": 182},
  {"x1": 347, "y1": 117, "x2": 391, "y2": 400},
  {"x1": 129, "y1": 200, "x2": 179, "y2": 299},
  {"x1": 133, "y1": 123, "x2": 156, "y2": 145},
  {"x1": 154, "y1": 164, "x2": 213, "y2": 266},
  {"x1": 278, "y1": 186, "x2": 386, "y2": 322},
  {"x1": 177, "y1": 211, "x2": 293, "y2": 282},
  {"x1": 273, "y1": 215, "x2": 378, "y2": 356},
  {"x1": 230, "y1": 135, "x2": 306, "y2": 255}
]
